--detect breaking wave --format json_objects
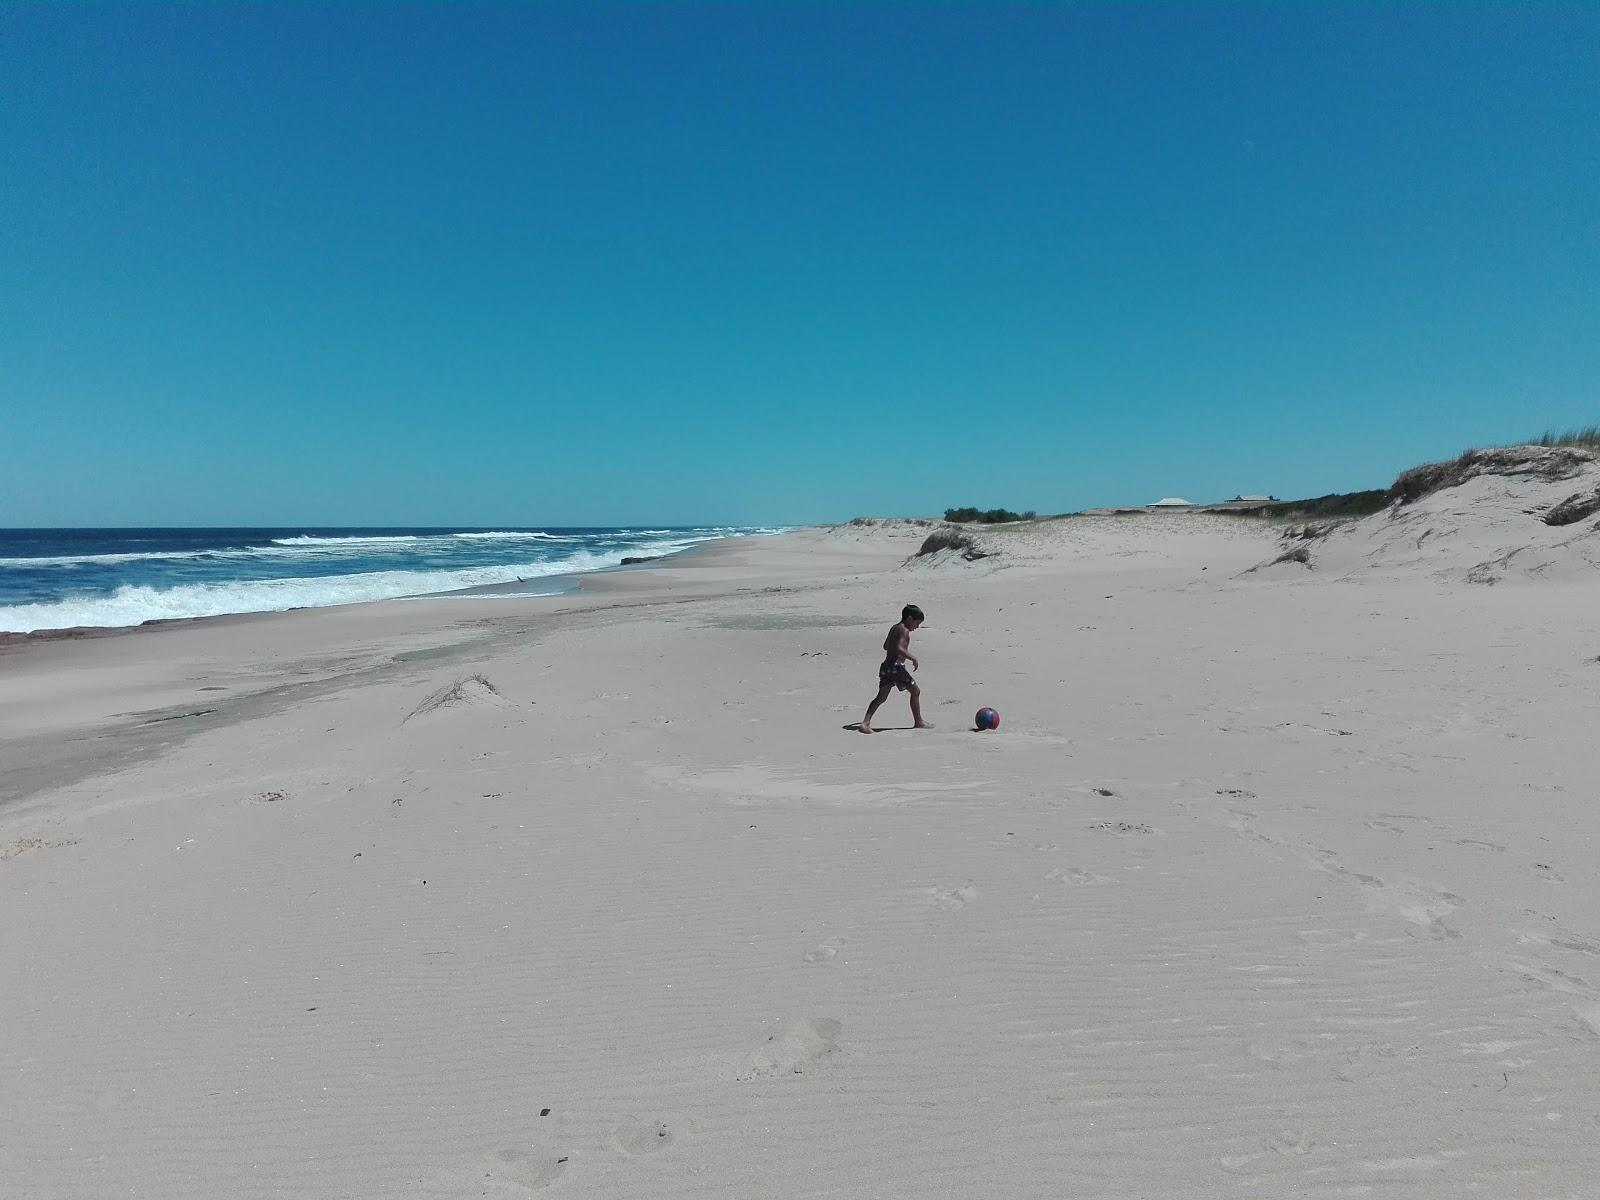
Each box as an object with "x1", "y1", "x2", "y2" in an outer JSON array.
[
  {"x1": 270, "y1": 535, "x2": 427, "y2": 547},
  {"x1": 0, "y1": 526, "x2": 783, "y2": 633},
  {"x1": 451, "y1": 531, "x2": 575, "y2": 541},
  {"x1": 0, "y1": 553, "x2": 614, "y2": 632},
  {"x1": 0, "y1": 550, "x2": 222, "y2": 568}
]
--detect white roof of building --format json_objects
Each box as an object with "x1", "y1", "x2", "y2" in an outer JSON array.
[
  {"x1": 1233, "y1": 494, "x2": 1274, "y2": 502},
  {"x1": 1149, "y1": 497, "x2": 1196, "y2": 507}
]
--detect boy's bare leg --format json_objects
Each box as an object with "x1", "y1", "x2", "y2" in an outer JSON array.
[
  {"x1": 860, "y1": 684, "x2": 893, "y2": 733},
  {"x1": 909, "y1": 687, "x2": 932, "y2": 730}
]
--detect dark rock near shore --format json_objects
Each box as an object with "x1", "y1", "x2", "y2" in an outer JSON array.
[{"x1": 620, "y1": 555, "x2": 661, "y2": 565}]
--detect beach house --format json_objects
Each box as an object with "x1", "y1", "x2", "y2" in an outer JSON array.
[{"x1": 1208, "y1": 493, "x2": 1281, "y2": 511}]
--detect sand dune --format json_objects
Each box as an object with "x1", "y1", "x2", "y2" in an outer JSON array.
[
  {"x1": 1248, "y1": 444, "x2": 1600, "y2": 582},
  {"x1": 3, "y1": 517, "x2": 1598, "y2": 1197}
]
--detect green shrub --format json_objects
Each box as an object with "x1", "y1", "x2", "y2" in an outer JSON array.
[
  {"x1": 1225, "y1": 489, "x2": 1389, "y2": 520},
  {"x1": 943, "y1": 507, "x2": 1029, "y2": 524}
]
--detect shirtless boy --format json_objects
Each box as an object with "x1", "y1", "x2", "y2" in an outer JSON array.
[{"x1": 859, "y1": 604, "x2": 931, "y2": 734}]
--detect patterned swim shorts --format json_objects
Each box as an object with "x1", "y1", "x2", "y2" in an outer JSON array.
[{"x1": 878, "y1": 659, "x2": 916, "y2": 691}]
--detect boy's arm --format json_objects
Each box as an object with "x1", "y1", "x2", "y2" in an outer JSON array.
[{"x1": 898, "y1": 627, "x2": 919, "y2": 670}]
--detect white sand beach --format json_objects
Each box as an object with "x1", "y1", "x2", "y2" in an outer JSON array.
[{"x1": 4, "y1": 473, "x2": 1600, "y2": 1197}]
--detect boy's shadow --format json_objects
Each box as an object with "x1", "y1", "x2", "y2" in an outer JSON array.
[{"x1": 841, "y1": 722, "x2": 915, "y2": 732}]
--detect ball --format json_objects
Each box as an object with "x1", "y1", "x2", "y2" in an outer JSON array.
[{"x1": 975, "y1": 706, "x2": 1000, "y2": 731}]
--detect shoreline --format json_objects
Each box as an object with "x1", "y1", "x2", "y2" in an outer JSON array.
[
  {"x1": 0, "y1": 527, "x2": 792, "y2": 649},
  {"x1": 0, "y1": 528, "x2": 825, "y2": 810}
]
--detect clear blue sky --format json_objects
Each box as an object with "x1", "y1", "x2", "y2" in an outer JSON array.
[{"x1": 3, "y1": 4, "x2": 1596, "y2": 526}]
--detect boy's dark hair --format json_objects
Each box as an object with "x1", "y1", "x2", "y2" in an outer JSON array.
[{"x1": 902, "y1": 604, "x2": 924, "y2": 623}]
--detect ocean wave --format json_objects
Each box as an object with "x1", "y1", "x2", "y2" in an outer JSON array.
[
  {"x1": 452, "y1": 531, "x2": 575, "y2": 541},
  {"x1": 0, "y1": 527, "x2": 781, "y2": 632},
  {"x1": 0, "y1": 540, "x2": 432, "y2": 568},
  {"x1": 0, "y1": 549, "x2": 224, "y2": 568},
  {"x1": 0, "y1": 529, "x2": 775, "y2": 570},
  {"x1": 269, "y1": 535, "x2": 427, "y2": 547},
  {"x1": 0, "y1": 551, "x2": 635, "y2": 633}
]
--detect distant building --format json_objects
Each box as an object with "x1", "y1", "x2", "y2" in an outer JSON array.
[
  {"x1": 1148, "y1": 497, "x2": 1196, "y2": 509},
  {"x1": 1207, "y1": 493, "x2": 1282, "y2": 511}
]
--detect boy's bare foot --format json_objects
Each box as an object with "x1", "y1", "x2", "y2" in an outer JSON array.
[
  {"x1": 914, "y1": 721, "x2": 933, "y2": 730},
  {"x1": 859, "y1": 723, "x2": 874, "y2": 734}
]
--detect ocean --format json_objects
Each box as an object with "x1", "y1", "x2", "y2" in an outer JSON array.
[{"x1": 0, "y1": 526, "x2": 781, "y2": 634}]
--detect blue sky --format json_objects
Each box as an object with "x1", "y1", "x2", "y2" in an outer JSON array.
[{"x1": 3, "y1": 3, "x2": 1596, "y2": 526}]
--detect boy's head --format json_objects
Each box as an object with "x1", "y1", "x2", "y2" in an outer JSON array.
[{"x1": 901, "y1": 604, "x2": 924, "y2": 628}]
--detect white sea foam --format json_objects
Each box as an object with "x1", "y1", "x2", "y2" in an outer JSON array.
[
  {"x1": 452, "y1": 531, "x2": 575, "y2": 541},
  {"x1": 0, "y1": 541, "x2": 426, "y2": 568},
  {"x1": 0, "y1": 550, "x2": 222, "y2": 568},
  {"x1": 270, "y1": 535, "x2": 427, "y2": 547},
  {"x1": 0, "y1": 531, "x2": 767, "y2": 568},
  {"x1": 0, "y1": 528, "x2": 780, "y2": 632},
  {"x1": 0, "y1": 553, "x2": 625, "y2": 633},
  {"x1": 0, "y1": 532, "x2": 760, "y2": 633},
  {"x1": 2, "y1": 536, "x2": 523, "y2": 567}
]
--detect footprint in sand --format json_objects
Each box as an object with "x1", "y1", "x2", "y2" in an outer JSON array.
[
  {"x1": 1332, "y1": 1042, "x2": 1423, "y2": 1083},
  {"x1": 1518, "y1": 930, "x2": 1600, "y2": 956},
  {"x1": 1296, "y1": 928, "x2": 1366, "y2": 949},
  {"x1": 1048, "y1": 867, "x2": 1110, "y2": 886},
  {"x1": 1263, "y1": 1128, "x2": 1317, "y2": 1156},
  {"x1": 926, "y1": 885, "x2": 979, "y2": 911},
  {"x1": 1349, "y1": 1149, "x2": 1467, "y2": 1176},
  {"x1": 1245, "y1": 1036, "x2": 1326, "y2": 1068},
  {"x1": 611, "y1": 1117, "x2": 683, "y2": 1157},
  {"x1": 1363, "y1": 817, "x2": 1411, "y2": 834},
  {"x1": 1512, "y1": 961, "x2": 1600, "y2": 1038},
  {"x1": 435, "y1": 1109, "x2": 569, "y2": 1194},
  {"x1": 1217, "y1": 1150, "x2": 1268, "y2": 1174},
  {"x1": 803, "y1": 936, "x2": 846, "y2": 963},
  {"x1": 1350, "y1": 874, "x2": 1462, "y2": 940},
  {"x1": 1218, "y1": 1129, "x2": 1320, "y2": 1175},
  {"x1": 445, "y1": 1146, "x2": 568, "y2": 1195},
  {"x1": 735, "y1": 1017, "x2": 842, "y2": 1080}
]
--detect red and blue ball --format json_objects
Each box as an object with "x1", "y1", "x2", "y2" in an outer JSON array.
[{"x1": 975, "y1": 707, "x2": 1000, "y2": 731}]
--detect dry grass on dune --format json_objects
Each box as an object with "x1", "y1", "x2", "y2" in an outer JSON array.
[
  {"x1": 1388, "y1": 443, "x2": 1594, "y2": 506},
  {"x1": 1532, "y1": 424, "x2": 1600, "y2": 450},
  {"x1": 1247, "y1": 434, "x2": 1600, "y2": 582},
  {"x1": 914, "y1": 528, "x2": 990, "y2": 560}
]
